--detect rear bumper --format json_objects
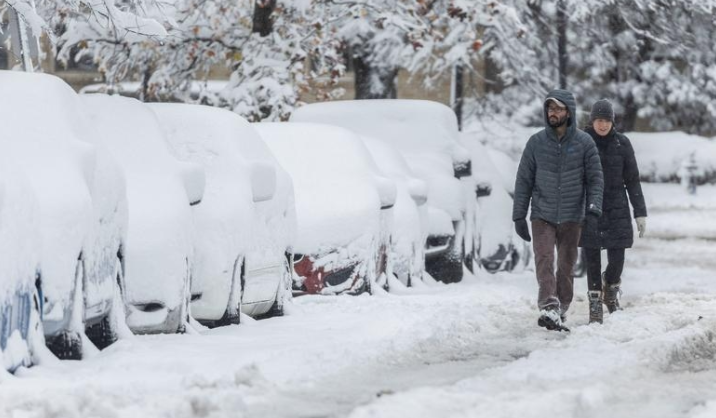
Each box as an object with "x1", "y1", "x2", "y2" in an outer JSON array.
[{"x1": 125, "y1": 302, "x2": 183, "y2": 334}]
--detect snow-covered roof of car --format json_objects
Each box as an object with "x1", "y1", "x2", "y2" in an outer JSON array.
[
  {"x1": 290, "y1": 99, "x2": 463, "y2": 158},
  {"x1": 149, "y1": 103, "x2": 255, "y2": 253},
  {"x1": 254, "y1": 122, "x2": 384, "y2": 252}
]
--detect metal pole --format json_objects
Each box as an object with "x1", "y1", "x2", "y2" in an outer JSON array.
[{"x1": 451, "y1": 63, "x2": 464, "y2": 131}]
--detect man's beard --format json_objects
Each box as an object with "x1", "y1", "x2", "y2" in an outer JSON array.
[{"x1": 548, "y1": 115, "x2": 568, "y2": 128}]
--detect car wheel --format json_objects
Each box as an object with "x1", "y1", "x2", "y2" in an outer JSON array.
[
  {"x1": 28, "y1": 275, "x2": 47, "y2": 364},
  {"x1": 426, "y1": 238, "x2": 464, "y2": 284},
  {"x1": 214, "y1": 257, "x2": 244, "y2": 327},
  {"x1": 86, "y1": 257, "x2": 126, "y2": 350},
  {"x1": 176, "y1": 258, "x2": 192, "y2": 334},
  {"x1": 265, "y1": 253, "x2": 292, "y2": 317},
  {"x1": 464, "y1": 241, "x2": 474, "y2": 273},
  {"x1": 47, "y1": 254, "x2": 84, "y2": 360}
]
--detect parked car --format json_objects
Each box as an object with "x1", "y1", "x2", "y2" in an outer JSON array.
[
  {"x1": 0, "y1": 71, "x2": 128, "y2": 359},
  {"x1": 290, "y1": 100, "x2": 477, "y2": 283},
  {"x1": 361, "y1": 137, "x2": 429, "y2": 287},
  {"x1": 0, "y1": 157, "x2": 44, "y2": 372},
  {"x1": 255, "y1": 123, "x2": 396, "y2": 295},
  {"x1": 459, "y1": 135, "x2": 531, "y2": 273},
  {"x1": 81, "y1": 94, "x2": 204, "y2": 334},
  {"x1": 149, "y1": 103, "x2": 295, "y2": 324}
]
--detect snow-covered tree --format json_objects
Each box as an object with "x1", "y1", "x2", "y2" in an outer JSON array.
[{"x1": 467, "y1": 0, "x2": 716, "y2": 134}]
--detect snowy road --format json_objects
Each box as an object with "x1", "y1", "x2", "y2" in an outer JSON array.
[{"x1": 2, "y1": 184, "x2": 716, "y2": 418}]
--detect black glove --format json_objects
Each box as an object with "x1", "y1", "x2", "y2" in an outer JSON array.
[
  {"x1": 514, "y1": 218, "x2": 531, "y2": 242},
  {"x1": 584, "y1": 211, "x2": 600, "y2": 234}
]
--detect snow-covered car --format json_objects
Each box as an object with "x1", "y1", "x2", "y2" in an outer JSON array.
[
  {"x1": 149, "y1": 103, "x2": 295, "y2": 324},
  {"x1": 255, "y1": 123, "x2": 395, "y2": 295},
  {"x1": 0, "y1": 158, "x2": 44, "y2": 373},
  {"x1": 81, "y1": 94, "x2": 204, "y2": 334},
  {"x1": 361, "y1": 137, "x2": 429, "y2": 287},
  {"x1": 0, "y1": 71, "x2": 128, "y2": 359},
  {"x1": 460, "y1": 135, "x2": 531, "y2": 273},
  {"x1": 290, "y1": 100, "x2": 476, "y2": 283}
]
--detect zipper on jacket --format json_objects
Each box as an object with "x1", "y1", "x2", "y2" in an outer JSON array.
[{"x1": 557, "y1": 142, "x2": 562, "y2": 224}]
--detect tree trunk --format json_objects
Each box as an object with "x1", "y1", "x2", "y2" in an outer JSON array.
[
  {"x1": 353, "y1": 54, "x2": 397, "y2": 100},
  {"x1": 253, "y1": 0, "x2": 276, "y2": 37}
]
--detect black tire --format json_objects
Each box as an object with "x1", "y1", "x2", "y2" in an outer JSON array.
[
  {"x1": 264, "y1": 255, "x2": 291, "y2": 318},
  {"x1": 86, "y1": 257, "x2": 123, "y2": 349},
  {"x1": 426, "y1": 239, "x2": 464, "y2": 284},
  {"x1": 85, "y1": 316, "x2": 116, "y2": 350},
  {"x1": 47, "y1": 331, "x2": 82, "y2": 360},
  {"x1": 49, "y1": 255, "x2": 85, "y2": 360}
]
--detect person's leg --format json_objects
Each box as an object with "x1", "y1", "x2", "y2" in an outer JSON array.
[
  {"x1": 584, "y1": 247, "x2": 603, "y2": 291},
  {"x1": 603, "y1": 248, "x2": 625, "y2": 313},
  {"x1": 531, "y1": 220, "x2": 559, "y2": 311},
  {"x1": 555, "y1": 222, "x2": 581, "y2": 314},
  {"x1": 604, "y1": 248, "x2": 625, "y2": 285},
  {"x1": 583, "y1": 247, "x2": 604, "y2": 324}
]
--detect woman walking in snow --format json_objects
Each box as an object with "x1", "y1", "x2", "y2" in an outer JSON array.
[{"x1": 580, "y1": 99, "x2": 648, "y2": 324}]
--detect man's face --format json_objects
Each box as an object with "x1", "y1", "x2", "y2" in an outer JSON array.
[
  {"x1": 547, "y1": 104, "x2": 569, "y2": 128},
  {"x1": 593, "y1": 118, "x2": 613, "y2": 136}
]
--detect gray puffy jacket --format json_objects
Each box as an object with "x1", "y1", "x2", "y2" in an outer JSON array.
[{"x1": 512, "y1": 89, "x2": 604, "y2": 224}]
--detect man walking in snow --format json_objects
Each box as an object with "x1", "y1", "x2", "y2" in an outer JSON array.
[{"x1": 512, "y1": 89, "x2": 604, "y2": 331}]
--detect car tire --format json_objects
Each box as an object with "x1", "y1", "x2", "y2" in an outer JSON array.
[
  {"x1": 28, "y1": 277, "x2": 47, "y2": 364},
  {"x1": 426, "y1": 239, "x2": 464, "y2": 284},
  {"x1": 213, "y1": 257, "x2": 244, "y2": 327},
  {"x1": 47, "y1": 255, "x2": 84, "y2": 360},
  {"x1": 86, "y1": 257, "x2": 125, "y2": 350},
  {"x1": 177, "y1": 258, "x2": 192, "y2": 334},
  {"x1": 265, "y1": 253, "x2": 292, "y2": 318}
]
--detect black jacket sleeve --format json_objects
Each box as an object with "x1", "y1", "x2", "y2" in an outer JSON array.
[
  {"x1": 620, "y1": 135, "x2": 647, "y2": 218},
  {"x1": 512, "y1": 137, "x2": 536, "y2": 221},
  {"x1": 583, "y1": 138, "x2": 604, "y2": 217}
]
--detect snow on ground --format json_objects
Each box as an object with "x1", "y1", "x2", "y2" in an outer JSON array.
[{"x1": 2, "y1": 184, "x2": 716, "y2": 418}]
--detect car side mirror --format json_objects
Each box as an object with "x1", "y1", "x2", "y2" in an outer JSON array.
[
  {"x1": 475, "y1": 182, "x2": 492, "y2": 198},
  {"x1": 250, "y1": 161, "x2": 277, "y2": 203},
  {"x1": 177, "y1": 161, "x2": 205, "y2": 206},
  {"x1": 375, "y1": 176, "x2": 397, "y2": 210},
  {"x1": 453, "y1": 159, "x2": 472, "y2": 179},
  {"x1": 407, "y1": 178, "x2": 428, "y2": 206}
]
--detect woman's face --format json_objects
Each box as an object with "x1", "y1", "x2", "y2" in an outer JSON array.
[{"x1": 593, "y1": 118, "x2": 613, "y2": 136}]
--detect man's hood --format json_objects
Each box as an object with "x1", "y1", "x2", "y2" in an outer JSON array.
[{"x1": 543, "y1": 89, "x2": 578, "y2": 140}]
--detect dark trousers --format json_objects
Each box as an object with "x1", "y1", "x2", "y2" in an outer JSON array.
[
  {"x1": 531, "y1": 220, "x2": 582, "y2": 313},
  {"x1": 584, "y1": 247, "x2": 625, "y2": 291}
]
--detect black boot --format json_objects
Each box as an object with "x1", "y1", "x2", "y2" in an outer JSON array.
[
  {"x1": 588, "y1": 291, "x2": 603, "y2": 324},
  {"x1": 602, "y1": 274, "x2": 622, "y2": 314}
]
